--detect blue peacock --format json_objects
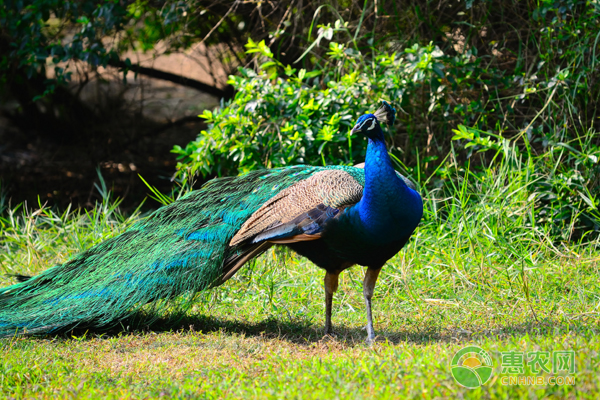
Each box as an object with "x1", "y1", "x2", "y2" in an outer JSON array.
[{"x1": 0, "y1": 101, "x2": 423, "y2": 341}]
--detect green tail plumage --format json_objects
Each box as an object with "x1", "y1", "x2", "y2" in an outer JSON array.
[{"x1": 0, "y1": 165, "x2": 364, "y2": 336}]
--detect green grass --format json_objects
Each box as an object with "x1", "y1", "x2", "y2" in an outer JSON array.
[
  {"x1": 1, "y1": 243, "x2": 599, "y2": 399},
  {"x1": 1, "y1": 160, "x2": 600, "y2": 398}
]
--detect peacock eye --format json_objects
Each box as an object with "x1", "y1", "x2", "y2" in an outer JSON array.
[{"x1": 366, "y1": 119, "x2": 376, "y2": 130}]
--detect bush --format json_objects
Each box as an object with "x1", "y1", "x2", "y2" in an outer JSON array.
[
  {"x1": 174, "y1": 0, "x2": 600, "y2": 240},
  {"x1": 172, "y1": 39, "x2": 476, "y2": 176}
]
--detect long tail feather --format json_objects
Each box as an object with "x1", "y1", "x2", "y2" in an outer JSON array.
[{"x1": 0, "y1": 166, "x2": 359, "y2": 336}]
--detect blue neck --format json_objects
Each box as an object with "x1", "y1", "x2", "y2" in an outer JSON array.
[
  {"x1": 361, "y1": 136, "x2": 399, "y2": 205},
  {"x1": 353, "y1": 127, "x2": 419, "y2": 238}
]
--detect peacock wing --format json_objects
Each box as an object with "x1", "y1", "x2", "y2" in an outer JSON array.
[{"x1": 229, "y1": 169, "x2": 364, "y2": 246}]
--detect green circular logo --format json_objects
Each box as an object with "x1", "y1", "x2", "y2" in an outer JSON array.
[{"x1": 450, "y1": 346, "x2": 494, "y2": 388}]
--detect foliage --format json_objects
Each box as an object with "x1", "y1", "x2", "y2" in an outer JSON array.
[
  {"x1": 175, "y1": 15, "x2": 600, "y2": 238},
  {"x1": 0, "y1": 0, "x2": 313, "y2": 140},
  {"x1": 0, "y1": 0, "x2": 400, "y2": 93},
  {"x1": 0, "y1": 0, "x2": 231, "y2": 88},
  {"x1": 1, "y1": 0, "x2": 124, "y2": 88},
  {"x1": 450, "y1": 124, "x2": 600, "y2": 239},
  {"x1": 172, "y1": 38, "x2": 458, "y2": 176},
  {"x1": 0, "y1": 0, "x2": 189, "y2": 140}
]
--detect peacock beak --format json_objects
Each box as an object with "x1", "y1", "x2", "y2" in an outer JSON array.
[{"x1": 351, "y1": 126, "x2": 360, "y2": 135}]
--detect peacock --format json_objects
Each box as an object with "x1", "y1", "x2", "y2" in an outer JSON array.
[{"x1": 0, "y1": 101, "x2": 423, "y2": 341}]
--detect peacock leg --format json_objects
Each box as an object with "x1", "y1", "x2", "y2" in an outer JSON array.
[
  {"x1": 324, "y1": 271, "x2": 339, "y2": 335},
  {"x1": 363, "y1": 267, "x2": 382, "y2": 342}
]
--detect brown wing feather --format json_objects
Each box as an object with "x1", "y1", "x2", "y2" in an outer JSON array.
[
  {"x1": 229, "y1": 170, "x2": 363, "y2": 246},
  {"x1": 267, "y1": 233, "x2": 322, "y2": 244}
]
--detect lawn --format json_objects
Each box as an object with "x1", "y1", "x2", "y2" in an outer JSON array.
[{"x1": 1, "y1": 176, "x2": 599, "y2": 398}]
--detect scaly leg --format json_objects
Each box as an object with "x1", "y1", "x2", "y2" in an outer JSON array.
[
  {"x1": 324, "y1": 271, "x2": 339, "y2": 335},
  {"x1": 363, "y1": 267, "x2": 382, "y2": 343}
]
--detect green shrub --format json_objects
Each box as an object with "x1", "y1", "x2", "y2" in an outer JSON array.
[
  {"x1": 174, "y1": 0, "x2": 600, "y2": 240},
  {"x1": 172, "y1": 39, "x2": 476, "y2": 177}
]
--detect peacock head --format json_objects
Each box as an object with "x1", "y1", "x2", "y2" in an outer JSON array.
[{"x1": 351, "y1": 100, "x2": 396, "y2": 140}]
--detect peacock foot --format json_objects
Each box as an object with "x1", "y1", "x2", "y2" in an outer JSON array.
[{"x1": 364, "y1": 325, "x2": 376, "y2": 344}]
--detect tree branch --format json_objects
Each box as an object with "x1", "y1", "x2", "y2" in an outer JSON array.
[{"x1": 108, "y1": 60, "x2": 234, "y2": 100}]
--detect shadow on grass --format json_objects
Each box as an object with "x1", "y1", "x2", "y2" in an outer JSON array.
[{"x1": 27, "y1": 312, "x2": 599, "y2": 346}]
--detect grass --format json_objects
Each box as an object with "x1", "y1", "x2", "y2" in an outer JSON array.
[
  {"x1": 1, "y1": 156, "x2": 600, "y2": 398},
  {"x1": 1, "y1": 245, "x2": 599, "y2": 399}
]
